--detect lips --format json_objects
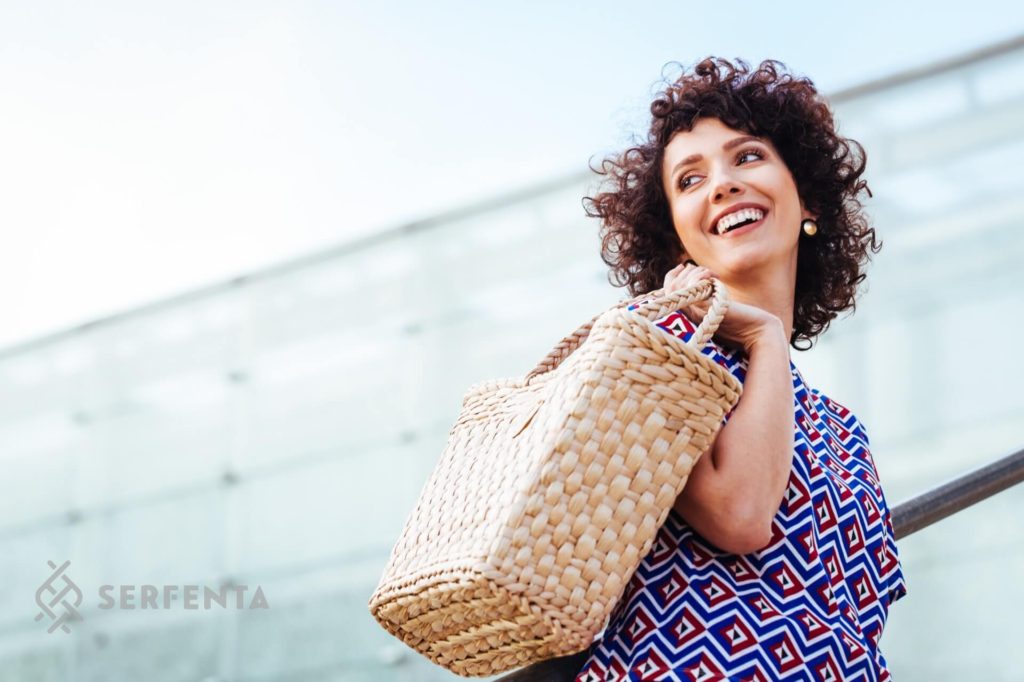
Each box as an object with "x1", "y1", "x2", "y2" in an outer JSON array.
[
  {"x1": 715, "y1": 210, "x2": 767, "y2": 238},
  {"x1": 709, "y1": 202, "x2": 770, "y2": 235}
]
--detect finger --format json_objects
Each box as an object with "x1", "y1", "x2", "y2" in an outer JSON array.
[
  {"x1": 671, "y1": 265, "x2": 694, "y2": 280},
  {"x1": 684, "y1": 269, "x2": 704, "y2": 285},
  {"x1": 668, "y1": 277, "x2": 691, "y2": 293},
  {"x1": 670, "y1": 263, "x2": 711, "y2": 288},
  {"x1": 689, "y1": 266, "x2": 712, "y2": 280},
  {"x1": 666, "y1": 263, "x2": 688, "y2": 279}
]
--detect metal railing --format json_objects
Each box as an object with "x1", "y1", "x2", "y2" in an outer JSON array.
[{"x1": 496, "y1": 447, "x2": 1024, "y2": 682}]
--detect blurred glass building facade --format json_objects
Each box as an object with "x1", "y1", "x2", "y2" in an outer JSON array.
[{"x1": 2, "y1": 37, "x2": 1023, "y2": 681}]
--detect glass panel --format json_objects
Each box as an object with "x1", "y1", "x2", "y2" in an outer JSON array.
[{"x1": 2, "y1": 42, "x2": 1024, "y2": 681}]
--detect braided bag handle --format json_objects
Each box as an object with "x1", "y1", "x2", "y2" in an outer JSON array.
[{"x1": 524, "y1": 279, "x2": 729, "y2": 384}]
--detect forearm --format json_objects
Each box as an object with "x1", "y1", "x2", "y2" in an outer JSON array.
[{"x1": 706, "y1": 322, "x2": 795, "y2": 532}]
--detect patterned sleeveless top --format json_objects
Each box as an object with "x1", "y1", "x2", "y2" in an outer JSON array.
[{"x1": 574, "y1": 304, "x2": 908, "y2": 682}]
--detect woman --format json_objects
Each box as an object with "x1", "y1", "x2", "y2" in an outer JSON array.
[{"x1": 573, "y1": 58, "x2": 907, "y2": 681}]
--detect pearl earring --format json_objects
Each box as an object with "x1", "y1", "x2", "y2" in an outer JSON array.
[{"x1": 801, "y1": 219, "x2": 818, "y2": 237}]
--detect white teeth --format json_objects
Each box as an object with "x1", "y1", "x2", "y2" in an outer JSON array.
[{"x1": 716, "y1": 208, "x2": 764, "y2": 234}]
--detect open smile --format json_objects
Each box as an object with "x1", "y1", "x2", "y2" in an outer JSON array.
[{"x1": 715, "y1": 211, "x2": 767, "y2": 238}]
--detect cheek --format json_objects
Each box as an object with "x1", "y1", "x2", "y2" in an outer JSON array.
[
  {"x1": 671, "y1": 202, "x2": 704, "y2": 237},
  {"x1": 761, "y1": 175, "x2": 801, "y2": 221},
  {"x1": 773, "y1": 170, "x2": 802, "y2": 209}
]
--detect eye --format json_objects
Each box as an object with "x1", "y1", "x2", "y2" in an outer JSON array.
[
  {"x1": 676, "y1": 147, "x2": 767, "y2": 192},
  {"x1": 736, "y1": 147, "x2": 764, "y2": 164},
  {"x1": 678, "y1": 173, "x2": 700, "y2": 190}
]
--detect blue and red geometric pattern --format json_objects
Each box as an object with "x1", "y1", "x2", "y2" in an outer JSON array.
[{"x1": 573, "y1": 304, "x2": 908, "y2": 681}]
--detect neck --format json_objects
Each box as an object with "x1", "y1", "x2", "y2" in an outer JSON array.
[{"x1": 722, "y1": 255, "x2": 797, "y2": 357}]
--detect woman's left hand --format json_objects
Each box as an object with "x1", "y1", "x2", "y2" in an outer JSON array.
[{"x1": 662, "y1": 262, "x2": 785, "y2": 353}]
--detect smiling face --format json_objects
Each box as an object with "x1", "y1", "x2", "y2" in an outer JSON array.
[{"x1": 661, "y1": 117, "x2": 812, "y2": 281}]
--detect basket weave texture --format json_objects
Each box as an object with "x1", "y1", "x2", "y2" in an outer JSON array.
[{"x1": 368, "y1": 279, "x2": 743, "y2": 677}]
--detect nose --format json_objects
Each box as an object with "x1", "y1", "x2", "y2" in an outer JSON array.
[
  {"x1": 710, "y1": 176, "x2": 744, "y2": 203},
  {"x1": 707, "y1": 161, "x2": 745, "y2": 203}
]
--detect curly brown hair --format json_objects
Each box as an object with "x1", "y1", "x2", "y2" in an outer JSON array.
[{"x1": 584, "y1": 57, "x2": 882, "y2": 351}]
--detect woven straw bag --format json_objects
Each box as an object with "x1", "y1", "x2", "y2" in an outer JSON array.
[{"x1": 368, "y1": 278, "x2": 743, "y2": 677}]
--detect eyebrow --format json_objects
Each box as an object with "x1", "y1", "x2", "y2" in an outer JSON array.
[{"x1": 668, "y1": 135, "x2": 765, "y2": 180}]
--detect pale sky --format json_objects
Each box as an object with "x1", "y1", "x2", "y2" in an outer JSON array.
[{"x1": 2, "y1": 1, "x2": 1022, "y2": 351}]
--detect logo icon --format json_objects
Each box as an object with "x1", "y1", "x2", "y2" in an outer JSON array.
[{"x1": 35, "y1": 560, "x2": 83, "y2": 633}]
